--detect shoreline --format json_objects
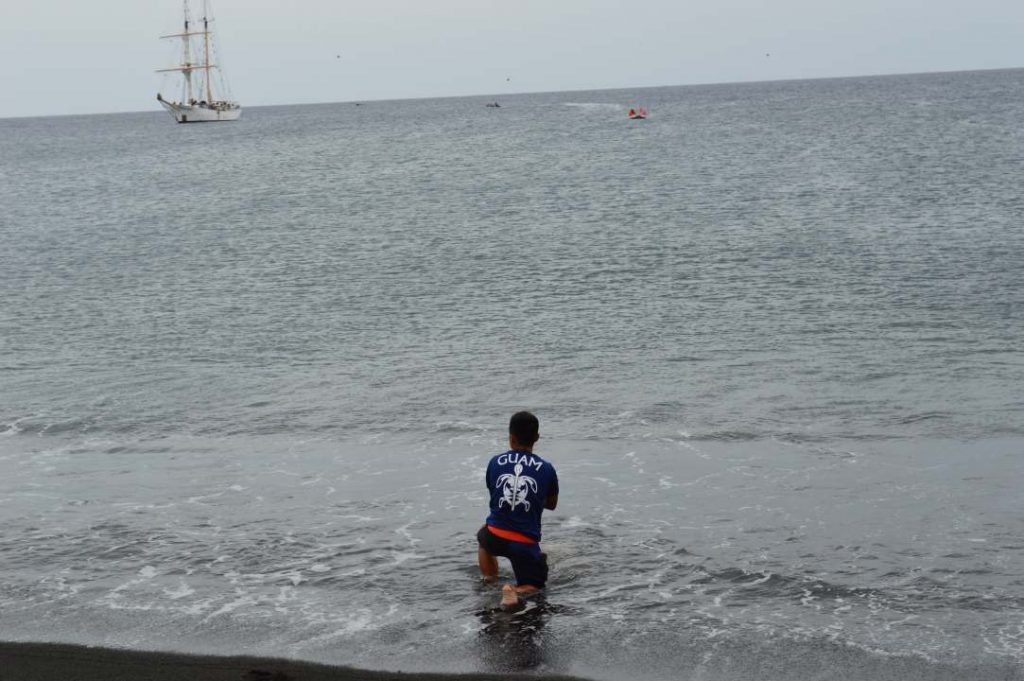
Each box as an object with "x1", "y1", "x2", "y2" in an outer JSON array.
[{"x1": 0, "y1": 641, "x2": 589, "y2": 681}]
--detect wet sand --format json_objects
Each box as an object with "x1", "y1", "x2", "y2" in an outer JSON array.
[{"x1": 0, "y1": 642, "x2": 588, "y2": 681}]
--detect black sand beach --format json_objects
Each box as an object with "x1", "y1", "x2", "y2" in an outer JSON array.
[{"x1": 0, "y1": 642, "x2": 589, "y2": 681}]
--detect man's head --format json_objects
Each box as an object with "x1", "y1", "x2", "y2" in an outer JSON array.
[{"x1": 509, "y1": 411, "x2": 540, "y2": 449}]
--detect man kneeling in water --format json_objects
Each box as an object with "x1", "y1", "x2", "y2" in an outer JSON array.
[{"x1": 477, "y1": 411, "x2": 559, "y2": 609}]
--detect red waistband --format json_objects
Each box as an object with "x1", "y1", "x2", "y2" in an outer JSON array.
[{"x1": 487, "y1": 525, "x2": 538, "y2": 544}]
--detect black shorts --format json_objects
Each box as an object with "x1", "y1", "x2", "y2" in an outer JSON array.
[{"x1": 477, "y1": 525, "x2": 548, "y2": 589}]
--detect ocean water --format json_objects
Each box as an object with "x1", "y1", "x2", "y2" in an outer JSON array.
[{"x1": 1, "y1": 69, "x2": 1023, "y2": 680}]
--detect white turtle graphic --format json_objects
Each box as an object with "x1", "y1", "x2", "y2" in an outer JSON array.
[{"x1": 496, "y1": 463, "x2": 538, "y2": 511}]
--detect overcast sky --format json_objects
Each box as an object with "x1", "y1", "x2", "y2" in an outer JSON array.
[{"x1": 1, "y1": 0, "x2": 1022, "y2": 118}]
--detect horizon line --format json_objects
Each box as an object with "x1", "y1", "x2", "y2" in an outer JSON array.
[{"x1": 1, "y1": 64, "x2": 1020, "y2": 122}]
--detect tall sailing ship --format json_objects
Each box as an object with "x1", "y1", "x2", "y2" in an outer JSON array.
[{"x1": 156, "y1": 0, "x2": 240, "y2": 123}]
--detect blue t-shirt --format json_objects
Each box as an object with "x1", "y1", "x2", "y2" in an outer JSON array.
[{"x1": 485, "y1": 449, "x2": 558, "y2": 542}]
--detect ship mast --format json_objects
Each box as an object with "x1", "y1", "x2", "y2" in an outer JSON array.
[
  {"x1": 182, "y1": 0, "x2": 194, "y2": 103},
  {"x1": 203, "y1": 0, "x2": 213, "y2": 102},
  {"x1": 158, "y1": 1, "x2": 219, "y2": 103}
]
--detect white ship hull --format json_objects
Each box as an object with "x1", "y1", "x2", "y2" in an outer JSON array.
[{"x1": 158, "y1": 97, "x2": 241, "y2": 123}]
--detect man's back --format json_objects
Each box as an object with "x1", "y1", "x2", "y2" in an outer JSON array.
[{"x1": 485, "y1": 448, "x2": 558, "y2": 542}]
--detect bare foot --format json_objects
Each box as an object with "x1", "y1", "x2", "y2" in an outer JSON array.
[{"x1": 500, "y1": 584, "x2": 521, "y2": 610}]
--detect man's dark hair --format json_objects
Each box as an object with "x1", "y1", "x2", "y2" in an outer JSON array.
[{"x1": 509, "y1": 411, "x2": 540, "y2": 446}]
